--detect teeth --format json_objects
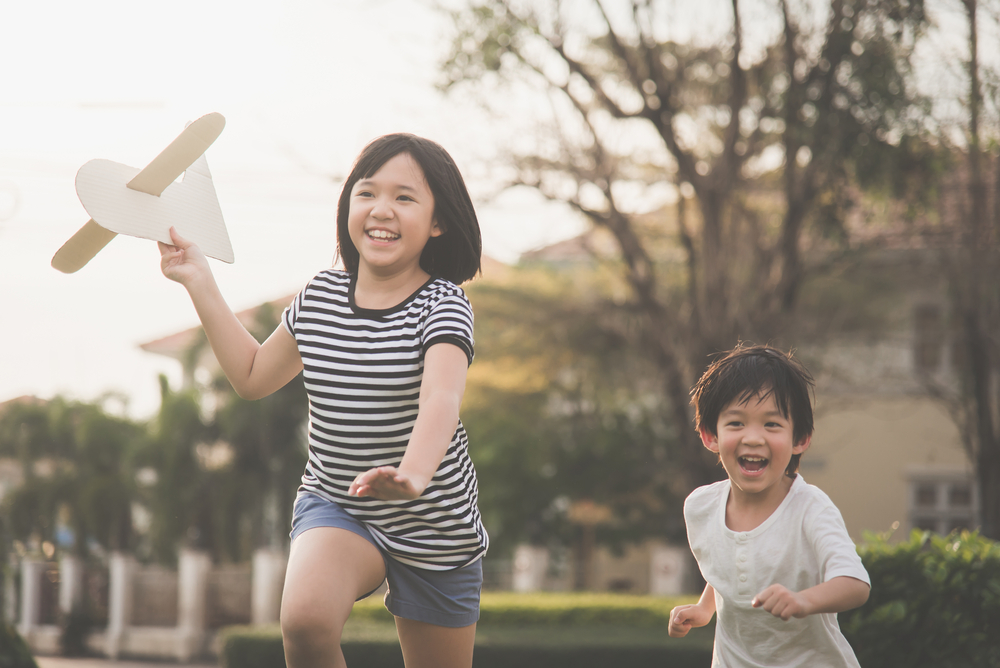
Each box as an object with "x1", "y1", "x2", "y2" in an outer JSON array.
[
  {"x1": 368, "y1": 229, "x2": 399, "y2": 240},
  {"x1": 740, "y1": 456, "x2": 767, "y2": 462}
]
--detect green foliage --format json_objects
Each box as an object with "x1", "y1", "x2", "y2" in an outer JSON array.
[
  {"x1": 220, "y1": 593, "x2": 710, "y2": 668},
  {"x1": 347, "y1": 591, "x2": 696, "y2": 627},
  {"x1": 137, "y1": 300, "x2": 308, "y2": 564},
  {"x1": 218, "y1": 626, "x2": 289, "y2": 668},
  {"x1": 0, "y1": 397, "x2": 141, "y2": 556},
  {"x1": 0, "y1": 623, "x2": 38, "y2": 668},
  {"x1": 841, "y1": 530, "x2": 1000, "y2": 668},
  {"x1": 464, "y1": 271, "x2": 686, "y2": 555}
]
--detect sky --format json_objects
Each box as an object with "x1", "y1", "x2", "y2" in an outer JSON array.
[{"x1": 0, "y1": 0, "x2": 584, "y2": 419}]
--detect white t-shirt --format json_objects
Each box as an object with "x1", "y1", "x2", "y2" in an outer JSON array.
[{"x1": 684, "y1": 475, "x2": 870, "y2": 668}]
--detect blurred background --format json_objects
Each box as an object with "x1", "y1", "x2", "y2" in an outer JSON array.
[{"x1": 1, "y1": 0, "x2": 998, "y2": 661}]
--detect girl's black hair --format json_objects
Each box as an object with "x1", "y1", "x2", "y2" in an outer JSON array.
[
  {"x1": 335, "y1": 133, "x2": 482, "y2": 284},
  {"x1": 690, "y1": 344, "x2": 815, "y2": 477}
]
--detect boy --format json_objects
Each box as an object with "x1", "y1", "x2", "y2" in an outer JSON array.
[{"x1": 669, "y1": 344, "x2": 870, "y2": 667}]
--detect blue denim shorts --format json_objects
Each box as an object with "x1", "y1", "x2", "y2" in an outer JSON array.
[{"x1": 290, "y1": 491, "x2": 482, "y2": 628}]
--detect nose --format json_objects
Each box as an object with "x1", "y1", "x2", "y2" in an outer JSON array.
[
  {"x1": 370, "y1": 195, "x2": 394, "y2": 221},
  {"x1": 741, "y1": 427, "x2": 766, "y2": 446}
]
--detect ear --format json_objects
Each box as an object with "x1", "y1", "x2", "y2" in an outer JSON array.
[
  {"x1": 430, "y1": 217, "x2": 444, "y2": 238},
  {"x1": 699, "y1": 426, "x2": 720, "y2": 453},
  {"x1": 793, "y1": 433, "x2": 812, "y2": 455}
]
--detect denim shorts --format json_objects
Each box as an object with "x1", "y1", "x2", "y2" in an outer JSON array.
[{"x1": 290, "y1": 491, "x2": 482, "y2": 628}]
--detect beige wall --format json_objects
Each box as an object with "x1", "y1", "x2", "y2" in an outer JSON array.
[{"x1": 802, "y1": 395, "x2": 972, "y2": 542}]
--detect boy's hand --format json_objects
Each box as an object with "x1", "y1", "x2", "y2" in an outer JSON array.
[
  {"x1": 668, "y1": 603, "x2": 713, "y2": 638},
  {"x1": 752, "y1": 584, "x2": 808, "y2": 620},
  {"x1": 348, "y1": 466, "x2": 425, "y2": 500}
]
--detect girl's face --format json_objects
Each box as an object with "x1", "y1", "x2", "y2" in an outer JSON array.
[{"x1": 348, "y1": 152, "x2": 442, "y2": 279}]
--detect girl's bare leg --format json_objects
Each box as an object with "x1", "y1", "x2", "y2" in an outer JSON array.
[
  {"x1": 280, "y1": 528, "x2": 386, "y2": 668},
  {"x1": 395, "y1": 618, "x2": 476, "y2": 668}
]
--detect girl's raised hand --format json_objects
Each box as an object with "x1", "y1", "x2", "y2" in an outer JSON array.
[
  {"x1": 159, "y1": 226, "x2": 211, "y2": 287},
  {"x1": 349, "y1": 466, "x2": 423, "y2": 500}
]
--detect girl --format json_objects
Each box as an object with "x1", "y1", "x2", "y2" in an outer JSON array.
[{"x1": 159, "y1": 134, "x2": 488, "y2": 668}]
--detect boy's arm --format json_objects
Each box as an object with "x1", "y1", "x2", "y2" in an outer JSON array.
[
  {"x1": 752, "y1": 576, "x2": 870, "y2": 621},
  {"x1": 668, "y1": 583, "x2": 717, "y2": 638}
]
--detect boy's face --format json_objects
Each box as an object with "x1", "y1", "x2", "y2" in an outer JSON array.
[{"x1": 699, "y1": 392, "x2": 811, "y2": 501}]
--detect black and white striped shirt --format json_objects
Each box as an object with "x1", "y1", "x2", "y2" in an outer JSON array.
[{"x1": 282, "y1": 269, "x2": 488, "y2": 569}]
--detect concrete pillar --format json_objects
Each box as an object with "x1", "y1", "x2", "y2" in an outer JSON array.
[
  {"x1": 512, "y1": 545, "x2": 549, "y2": 592},
  {"x1": 17, "y1": 558, "x2": 45, "y2": 637},
  {"x1": 4, "y1": 557, "x2": 17, "y2": 623},
  {"x1": 176, "y1": 549, "x2": 211, "y2": 662},
  {"x1": 58, "y1": 555, "x2": 85, "y2": 615},
  {"x1": 106, "y1": 552, "x2": 135, "y2": 659},
  {"x1": 649, "y1": 543, "x2": 687, "y2": 596},
  {"x1": 251, "y1": 548, "x2": 286, "y2": 625}
]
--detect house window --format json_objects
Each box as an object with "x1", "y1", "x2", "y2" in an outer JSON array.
[{"x1": 908, "y1": 473, "x2": 977, "y2": 535}]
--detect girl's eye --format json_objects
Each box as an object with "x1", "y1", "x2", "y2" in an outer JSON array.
[
  {"x1": 397, "y1": 195, "x2": 414, "y2": 202},
  {"x1": 356, "y1": 190, "x2": 373, "y2": 198}
]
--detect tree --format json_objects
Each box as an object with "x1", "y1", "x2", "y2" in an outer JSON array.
[
  {"x1": 929, "y1": 0, "x2": 1000, "y2": 538},
  {"x1": 443, "y1": 0, "x2": 931, "y2": 491},
  {"x1": 0, "y1": 397, "x2": 141, "y2": 557},
  {"x1": 208, "y1": 302, "x2": 308, "y2": 558},
  {"x1": 464, "y1": 266, "x2": 686, "y2": 560}
]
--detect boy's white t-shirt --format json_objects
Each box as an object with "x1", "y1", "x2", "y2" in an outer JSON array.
[{"x1": 684, "y1": 475, "x2": 870, "y2": 668}]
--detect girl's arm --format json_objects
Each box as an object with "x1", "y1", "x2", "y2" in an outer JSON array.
[
  {"x1": 159, "y1": 227, "x2": 303, "y2": 399},
  {"x1": 348, "y1": 342, "x2": 468, "y2": 500},
  {"x1": 752, "y1": 576, "x2": 870, "y2": 621},
  {"x1": 668, "y1": 583, "x2": 717, "y2": 638}
]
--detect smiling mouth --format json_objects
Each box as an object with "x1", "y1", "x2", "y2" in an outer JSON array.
[
  {"x1": 367, "y1": 229, "x2": 399, "y2": 241},
  {"x1": 739, "y1": 456, "x2": 768, "y2": 473}
]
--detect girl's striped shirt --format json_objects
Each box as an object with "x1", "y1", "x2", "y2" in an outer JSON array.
[{"x1": 282, "y1": 269, "x2": 488, "y2": 569}]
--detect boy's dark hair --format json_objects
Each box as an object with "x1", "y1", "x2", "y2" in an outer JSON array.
[
  {"x1": 335, "y1": 133, "x2": 482, "y2": 284},
  {"x1": 690, "y1": 344, "x2": 815, "y2": 477}
]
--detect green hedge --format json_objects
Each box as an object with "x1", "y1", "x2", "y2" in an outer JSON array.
[
  {"x1": 347, "y1": 591, "x2": 687, "y2": 627},
  {"x1": 841, "y1": 530, "x2": 1000, "y2": 668},
  {"x1": 0, "y1": 623, "x2": 38, "y2": 668},
  {"x1": 219, "y1": 593, "x2": 710, "y2": 668}
]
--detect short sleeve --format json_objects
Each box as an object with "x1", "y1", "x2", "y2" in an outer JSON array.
[
  {"x1": 423, "y1": 291, "x2": 475, "y2": 365},
  {"x1": 809, "y1": 504, "x2": 871, "y2": 587},
  {"x1": 281, "y1": 286, "x2": 306, "y2": 338}
]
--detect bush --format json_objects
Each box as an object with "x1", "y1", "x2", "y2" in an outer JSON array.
[
  {"x1": 841, "y1": 529, "x2": 1000, "y2": 668},
  {"x1": 0, "y1": 623, "x2": 38, "y2": 668},
  {"x1": 346, "y1": 591, "x2": 688, "y2": 627},
  {"x1": 219, "y1": 593, "x2": 709, "y2": 668}
]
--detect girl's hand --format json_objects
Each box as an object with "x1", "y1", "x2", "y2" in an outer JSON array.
[
  {"x1": 349, "y1": 466, "x2": 424, "y2": 500},
  {"x1": 159, "y1": 226, "x2": 211, "y2": 288},
  {"x1": 752, "y1": 584, "x2": 808, "y2": 620},
  {"x1": 668, "y1": 603, "x2": 713, "y2": 638}
]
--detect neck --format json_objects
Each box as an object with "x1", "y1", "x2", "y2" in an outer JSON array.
[
  {"x1": 354, "y1": 264, "x2": 431, "y2": 310},
  {"x1": 725, "y1": 474, "x2": 795, "y2": 532}
]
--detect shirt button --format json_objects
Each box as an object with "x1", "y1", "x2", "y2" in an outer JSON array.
[
  {"x1": 740, "y1": 554, "x2": 748, "y2": 562},
  {"x1": 739, "y1": 574, "x2": 747, "y2": 582}
]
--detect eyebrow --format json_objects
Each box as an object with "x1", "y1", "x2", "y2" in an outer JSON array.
[
  {"x1": 721, "y1": 407, "x2": 786, "y2": 418},
  {"x1": 354, "y1": 179, "x2": 420, "y2": 192}
]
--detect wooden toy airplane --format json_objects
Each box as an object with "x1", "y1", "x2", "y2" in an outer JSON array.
[{"x1": 52, "y1": 112, "x2": 233, "y2": 273}]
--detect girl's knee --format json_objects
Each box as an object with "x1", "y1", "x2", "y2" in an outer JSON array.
[{"x1": 280, "y1": 602, "x2": 345, "y2": 651}]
